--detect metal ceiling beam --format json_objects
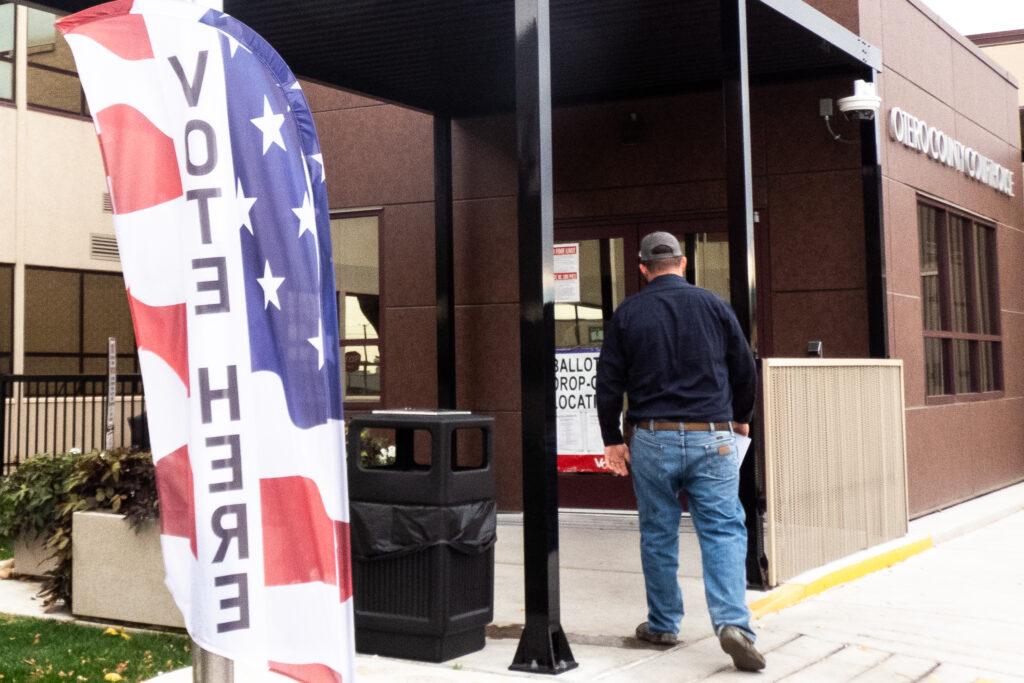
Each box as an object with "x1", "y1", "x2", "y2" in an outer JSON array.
[{"x1": 754, "y1": 0, "x2": 882, "y2": 72}]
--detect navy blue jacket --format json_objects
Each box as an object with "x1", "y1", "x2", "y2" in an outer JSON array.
[{"x1": 596, "y1": 274, "x2": 757, "y2": 446}]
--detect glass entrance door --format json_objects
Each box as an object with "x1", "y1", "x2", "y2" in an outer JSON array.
[
  {"x1": 555, "y1": 239, "x2": 627, "y2": 349},
  {"x1": 687, "y1": 232, "x2": 730, "y2": 302},
  {"x1": 555, "y1": 217, "x2": 756, "y2": 511},
  {"x1": 554, "y1": 227, "x2": 639, "y2": 509}
]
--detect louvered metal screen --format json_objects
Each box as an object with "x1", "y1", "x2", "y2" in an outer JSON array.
[{"x1": 762, "y1": 359, "x2": 908, "y2": 586}]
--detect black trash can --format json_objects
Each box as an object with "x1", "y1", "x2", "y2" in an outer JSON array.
[
  {"x1": 129, "y1": 411, "x2": 150, "y2": 451},
  {"x1": 347, "y1": 410, "x2": 495, "y2": 663}
]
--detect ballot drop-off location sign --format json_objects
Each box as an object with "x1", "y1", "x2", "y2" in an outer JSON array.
[{"x1": 556, "y1": 347, "x2": 606, "y2": 473}]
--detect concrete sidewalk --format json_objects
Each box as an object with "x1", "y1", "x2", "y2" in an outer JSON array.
[{"x1": 2, "y1": 482, "x2": 1023, "y2": 681}]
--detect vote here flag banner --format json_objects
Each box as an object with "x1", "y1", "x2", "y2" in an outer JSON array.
[{"x1": 57, "y1": 2, "x2": 354, "y2": 680}]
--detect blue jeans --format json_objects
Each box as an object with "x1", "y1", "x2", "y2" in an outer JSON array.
[{"x1": 629, "y1": 425, "x2": 754, "y2": 640}]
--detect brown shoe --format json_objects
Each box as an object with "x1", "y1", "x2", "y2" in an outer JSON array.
[
  {"x1": 635, "y1": 622, "x2": 678, "y2": 646},
  {"x1": 719, "y1": 626, "x2": 766, "y2": 672}
]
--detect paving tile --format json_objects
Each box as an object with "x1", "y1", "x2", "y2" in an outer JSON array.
[
  {"x1": 449, "y1": 637, "x2": 663, "y2": 681},
  {"x1": 923, "y1": 662, "x2": 1024, "y2": 683},
  {"x1": 758, "y1": 514, "x2": 1024, "y2": 677},
  {"x1": 0, "y1": 577, "x2": 71, "y2": 621},
  {"x1": 700, "y1": 635, "x2": 843, "y2": 682},
  {"x1": 601, "y1": 629, "x2": 797, "y2": 682},
  {"x1": 781, "y1": 644, "x2": 890, "y2": 682},
  {"x1": 851, "y1": 654, "x2": 939, "y2": 682}
]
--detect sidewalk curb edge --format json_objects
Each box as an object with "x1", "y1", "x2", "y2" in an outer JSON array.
[
  {"x1": 745, "y1": 489, "x2": 1024, "y2": 622},
  {"x1": 748, "y1": 537, "x2": 934, "y2": 619}
]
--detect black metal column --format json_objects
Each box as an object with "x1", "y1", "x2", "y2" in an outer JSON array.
[
  {"x1": 721, "y1": 0, "x2": 756, "y2": 342},
  {"x1": 722, "y1": 0, "x2": 768, "y2": 589},
  {"x1": 860, "y1": 73, "x2": 889, "y2": 359},
  {"x1": 599, "y1": 239, "x2": 614, "y2": 321},
  {"x1": 435, "y1": 115, "x2": 457, "y2": 409},
  {"x1": 684, "y1": 233, "x2": 697, "y2": 285},
  {"x1": 510, "y1": 0, "x2": 577, "y2": 674}
]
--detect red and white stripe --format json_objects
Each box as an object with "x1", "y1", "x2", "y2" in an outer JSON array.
[{"x1": 59, "y1": 3, "x2": 354, "y2": 681}]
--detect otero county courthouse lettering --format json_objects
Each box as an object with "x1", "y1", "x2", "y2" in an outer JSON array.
[
  {"x1": 889, "y1": 107, "x2": 1016, "y2": 196},
  {"x1": 2, "y1": 0, "x2": 1023, "y2": 525}
]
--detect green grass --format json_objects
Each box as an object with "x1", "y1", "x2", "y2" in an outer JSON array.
[
  {"x1": 0, "y1": 613, "x2": 190, "y2": 682},
  {"x1": 0, "y1": 538, "x2": 11, "y2": 561}
]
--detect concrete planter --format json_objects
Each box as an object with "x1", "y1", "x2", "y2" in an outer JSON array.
[
  {"x1": 71, "y1": 511, "x2": 185, "y2": 628},
  {"x1": 13, "y1": 533, "x2": 59, "y2": 578}
]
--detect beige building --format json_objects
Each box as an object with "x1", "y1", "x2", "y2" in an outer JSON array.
[
  {"x1": 1, "y1": 2, "x2": 137, "y2": 376},
  {"x1": 1, "y1": 1, "x2": 379, "y2": 398},
  {"x1": 971, "y1": 29, "x2": 1024, "y2": 161}
]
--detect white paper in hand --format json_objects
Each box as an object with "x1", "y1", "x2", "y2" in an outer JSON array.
[{"x1": 735, "y1": 435, "x2": 752, "y2": 464}]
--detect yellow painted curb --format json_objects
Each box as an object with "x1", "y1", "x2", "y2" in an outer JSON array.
[
  {"x1": 748, "y1": 537, "x2": 935, "y2": 619},
  {"x1": 747, "y1": 584, "x2": 804, "y2": 618}
]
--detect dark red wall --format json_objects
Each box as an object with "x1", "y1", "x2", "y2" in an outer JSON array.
[
  {"x1": 870, "y1": 0, "x2": 1024, "y2": 515},
  {"x1": 306, "y1": 0, "x2": 1024, "y2": 515},
  {"x1": 308, "y1": 75, "x2": 872, "y2": 510}
]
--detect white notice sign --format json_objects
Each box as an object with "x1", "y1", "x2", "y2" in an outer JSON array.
[
  {"x1": 554, "y1": 243, "x2": 581, "y2": 303},
  {"x1": 555, "y1": 347, "x2": 606, "y2": 473}
]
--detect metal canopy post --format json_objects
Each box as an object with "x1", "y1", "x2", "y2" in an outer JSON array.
[
  {"x1": 722, "y1": 0, "x2": 757, "y2": 342},
  {"x1": 510, "y1": 0, "x2": 577, "y2": 674},
  {"x1": 860, "y1": 72, "x2": 889, "y2": 359},
  {"x1": 435, "y1": 115, "x2": 457, "y2": 408},
  {"x1": 722, "y1": 0, "x2": 769, "y2": 589}
]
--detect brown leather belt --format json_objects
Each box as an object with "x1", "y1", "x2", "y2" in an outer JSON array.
[{"x1": 636, "y1": 420, "x2": 734, "y2": 432}]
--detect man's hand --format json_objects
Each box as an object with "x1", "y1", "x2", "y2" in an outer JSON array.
[
  {"x1": 734, "y1": 422, "x2": 750, "y2": 437},
  {"x1": 604, "y1": 444, "x2": 631, "y2": 477}
]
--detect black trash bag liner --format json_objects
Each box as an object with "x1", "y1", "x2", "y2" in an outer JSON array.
[{"x1": 350, "y1": 499, "x2": 496, "y2": 560}]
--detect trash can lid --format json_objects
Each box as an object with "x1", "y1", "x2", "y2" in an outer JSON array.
[{"x1": 371, "y1": 409, "x2": 473, "y2": 416}]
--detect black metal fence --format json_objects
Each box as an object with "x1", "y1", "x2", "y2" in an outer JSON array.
[{"x1": 0, "y1": 374, "x2": 145, "y2": 476}]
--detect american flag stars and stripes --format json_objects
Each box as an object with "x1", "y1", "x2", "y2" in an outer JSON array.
[{"x1": 57, "y1": 1, "x2": 354, "y2": 681}]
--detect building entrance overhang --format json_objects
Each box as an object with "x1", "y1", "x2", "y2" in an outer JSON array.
[
  {"x1": 233, "y1": 0, "x2": 881, "y2": 116},
  {"x1": 36, "y1": 0, "x2": 880, "y2": 115}
]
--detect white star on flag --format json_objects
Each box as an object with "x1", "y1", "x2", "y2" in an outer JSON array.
[
  {"x1": 293, "y1": 191, "x2": 317, "y2": 238},
  {"x1": 235, "y1": 179, "x2": 257, "y2": 233},
  {"x1": 307, "y1": 319, "x2": 325, "y2": 369},
  {"x1": 250, "y1": 95, "x2": 286, "y2": 154},
  {"x1": 222, "y1": 32, "x2": 247, "y2": 58},
  {"x1": 256, "y1": 261, "x2": 285, "y2": 310},
  {"x1": 308, "y1": 153, "x2": 325, "y2": 183}
]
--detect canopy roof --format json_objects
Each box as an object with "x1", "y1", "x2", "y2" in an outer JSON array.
[{"x1": 38, "y1": 0, "x2": 881, "y2": 116}]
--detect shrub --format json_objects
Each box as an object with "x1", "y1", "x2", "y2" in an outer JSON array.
[
  {"x1": 0, "y1": 452, "x2": 76, "y2": 543},
  {"x1": 0, "y1": 449, "x2": 159, "y2": 607},
  {"x1": 344, "y1": 424, "x2": 396, "y2": 468}
]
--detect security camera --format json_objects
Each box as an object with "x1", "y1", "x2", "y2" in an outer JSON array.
[{"x1": 837, "y1": 80, "x2": 881, "y2": 120}]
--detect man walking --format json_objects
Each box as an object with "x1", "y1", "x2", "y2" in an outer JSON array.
[{"x1": 596, "y1": 231, "x2": 764, "y2": 672}]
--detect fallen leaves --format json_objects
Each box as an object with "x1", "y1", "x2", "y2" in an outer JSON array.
[
  {"x1": 102, "y1": 627, "x2": 131, "y2": 641},
  {"x1": 1, "y1": 613, "x2": 189, "y2": 681}
]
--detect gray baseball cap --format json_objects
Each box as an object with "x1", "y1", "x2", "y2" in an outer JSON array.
[{"x1": 639, "y1": 231, "x2": 683, "y2": 262}]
